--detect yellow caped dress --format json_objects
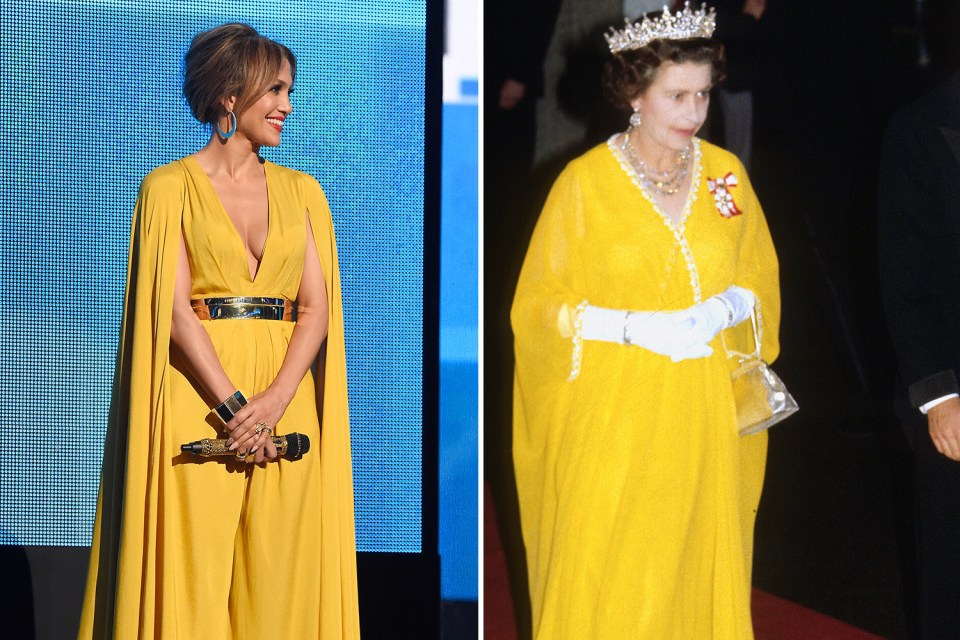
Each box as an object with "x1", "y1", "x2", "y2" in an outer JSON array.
[
  {"x1": 78, "y1": 157, "x2": 360, "y2": 639},
  {"x1": 512, "y1": 138, "x2": 780, "y2": 639}
]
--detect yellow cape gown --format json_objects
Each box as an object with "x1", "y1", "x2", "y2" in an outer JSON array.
[
  {"x1": 512, "y1": 138, "x2": 780, "y2": 639},
  {"x1": 78, "y1": 158, "x2": 360, "y2": 639}
]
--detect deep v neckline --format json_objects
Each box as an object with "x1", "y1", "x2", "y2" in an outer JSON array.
[
  {"x1": 185, "y1": 155, "x2": 274, "y2": 283},
  {"x1": 608, "y1": 135, "x2": 706, "y2": 302}
]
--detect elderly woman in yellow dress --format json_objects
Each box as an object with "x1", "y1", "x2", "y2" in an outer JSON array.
[
  {"x1": 79, "y1": 23, "x2": 359, "y2": 638},
  {"x1": 512, "y1": 4, "x2": 780, "y2": 637}
]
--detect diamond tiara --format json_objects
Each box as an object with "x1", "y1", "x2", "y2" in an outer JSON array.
[{"x1": 605, "y1": 2, "x2": 717, "y2": 54}]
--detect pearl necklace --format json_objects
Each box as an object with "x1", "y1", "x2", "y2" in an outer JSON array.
[{"x1": 619, "y1": 131, "x2": 691, "y2": 196}]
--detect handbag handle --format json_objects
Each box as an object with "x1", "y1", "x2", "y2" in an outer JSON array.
[{"x1": 721, "y1": 301, "x2": 763, "y2": 361}]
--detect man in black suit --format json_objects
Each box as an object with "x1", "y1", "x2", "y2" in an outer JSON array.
[{"x1": 877, "y1": 69, "x2": 960, "y2": 639}]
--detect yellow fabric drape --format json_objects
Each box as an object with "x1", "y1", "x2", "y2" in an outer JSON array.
[
  {"x1": 512, "y1": 139, "x2": 780, "y2": 639},
  {"x1": 78, "y1": 158, "x2": 360, "y2": 639}
]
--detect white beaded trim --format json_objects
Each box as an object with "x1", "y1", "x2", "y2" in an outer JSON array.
[
  {"x1": 608, "y1": 135, "x2": 704, "y2": 303},
  {"x1": 569, "y1": 300, "x2": 588, "y2": 381}
]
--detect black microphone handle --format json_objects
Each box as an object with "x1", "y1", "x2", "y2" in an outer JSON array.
[{"x1": 180, "y1": 433, "x2": 310, "y2": 459}]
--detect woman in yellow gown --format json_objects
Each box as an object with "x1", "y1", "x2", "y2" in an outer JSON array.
[
  {"x1": 511, "y1": 6, "x2": 780, "y2": 638},
  {"x1": 78, "y1": 24, "x2": 360, "y2": 638}
]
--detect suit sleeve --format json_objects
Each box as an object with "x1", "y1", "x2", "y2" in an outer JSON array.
[{"x1": 878, "y1": 111, "x2": 960, "y2": 408}]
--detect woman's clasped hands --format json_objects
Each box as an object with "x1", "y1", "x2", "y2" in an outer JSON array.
[
  {"x1": 626, "y1": 307, "x2": 720, "y2": 361},
  {"x1": 631, "y1": 287, "x2": 755, "y2": 361},
  {"x1": 223, "y1": 388, "x2": 292, "y2": 463}
]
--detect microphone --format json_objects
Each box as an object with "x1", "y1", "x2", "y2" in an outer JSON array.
[{"x1": 180, "y1": 433, "x2": 310, "y2": 460}]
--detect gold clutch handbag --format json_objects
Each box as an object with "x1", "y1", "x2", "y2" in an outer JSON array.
[{"x1": 726, "y1": 306, "x2": 798, "y2": 436}]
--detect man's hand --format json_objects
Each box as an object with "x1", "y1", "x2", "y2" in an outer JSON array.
[{"x1": 927, "y1": 397, "x2": 960, "y2": 461}]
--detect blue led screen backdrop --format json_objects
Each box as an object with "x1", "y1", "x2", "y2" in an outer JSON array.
[{"x1": 0, "y1": 0, "x2": 425, "y2": 552}]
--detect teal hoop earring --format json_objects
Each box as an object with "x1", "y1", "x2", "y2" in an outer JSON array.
[{"x1": 216, "y1": 111, "x2": 237, "y2": 139}]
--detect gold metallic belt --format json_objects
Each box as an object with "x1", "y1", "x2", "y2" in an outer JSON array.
[{"x1": 191, "y1": 297, "x2": 295, "y2": 321}]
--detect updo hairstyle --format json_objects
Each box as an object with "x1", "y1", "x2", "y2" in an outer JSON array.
[
  {"x1": 183, "y1": 23, "x2": 297, "y2": 126},
  {"x1": 602, "y1": 37, "x2": 725, "y2": 111}
]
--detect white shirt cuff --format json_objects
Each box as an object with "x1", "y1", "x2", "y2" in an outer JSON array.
[{"x1": 919, "y1": 393, "x2": 959, "y2": 415}]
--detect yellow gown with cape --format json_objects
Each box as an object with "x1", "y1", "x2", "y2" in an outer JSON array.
[
  {"x1": 78, "y1": 157, "x2": 360, "y2": 639},
  {"x1": 512, "y1": 138, "x2": 780, "y2": 639}
]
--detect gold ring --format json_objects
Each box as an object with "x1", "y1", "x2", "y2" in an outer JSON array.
[
  {"x1": 235, "y1": 450, "x2": 246, "y2": 460},
  {"x1": 255, "y1": 421, "x2": 271, "y2": 435}
]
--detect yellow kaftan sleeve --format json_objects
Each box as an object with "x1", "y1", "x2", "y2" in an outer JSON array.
[
  {"x1": 511, "y1": 163, "x2": 590, "y2": 386},
  {"x1": 727, "y1": 163, "x2": 781, "y2": 364}
]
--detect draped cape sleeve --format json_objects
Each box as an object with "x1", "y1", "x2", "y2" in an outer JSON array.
[
  {"x1": 79, "y1": 162, "x2": 184, "y2": 638},
  {"x1": 301, "y1": 171, "x2": 361, "y2": 639}
]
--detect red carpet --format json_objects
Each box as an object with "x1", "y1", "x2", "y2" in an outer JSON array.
[
  {"x1": 485, "y1": 483, "x2": 519, "y2": 639},
  {"x1": 484, "y1": 485, "x2": 883, "y2": 639}
]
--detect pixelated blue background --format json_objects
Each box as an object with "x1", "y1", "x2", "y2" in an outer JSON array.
[
  {"x1": 439, "y1": 99, "x2": 478, "y2": 600},
  {"x1": 0, "y1": 0, "x2": 428, "y2": 554}
]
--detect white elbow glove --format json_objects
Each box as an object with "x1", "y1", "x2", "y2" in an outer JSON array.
[
  {"x1": 580, "y1": 286, "x2": 756, "y2": 362},
  {"x1": 714, "y1": 285, "x2": 756, "y2": 329},
  {"x1": 581, "y1": 305, "x2": 710, "y2": 361},
  {"x1": 670, "y1": 285, "x2": 756, "y2": 355}
]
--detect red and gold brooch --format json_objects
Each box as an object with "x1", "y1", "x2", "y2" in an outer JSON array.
[{"x1": 707, "y1": 172, "x2": 742, "y2": 218}]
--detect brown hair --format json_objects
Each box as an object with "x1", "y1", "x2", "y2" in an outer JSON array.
[
  {"x1": 183, "y1": 23, "x2": 297, "y2": 125},
  {"x1": 602, "y1": 37, "x2": 725, "y2": 111}
]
